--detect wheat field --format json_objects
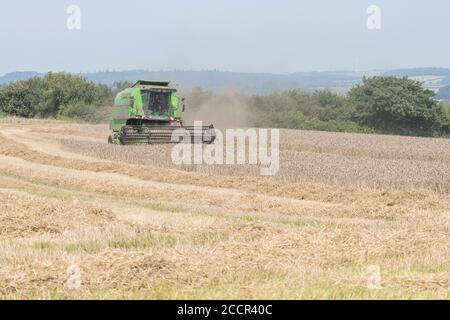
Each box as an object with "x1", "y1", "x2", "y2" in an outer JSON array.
[{"x1": 0, "y1": 117, "x2": 448, "y2": 299}]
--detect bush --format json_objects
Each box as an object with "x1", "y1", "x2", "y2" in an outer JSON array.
[
  {"x1": 58, "y1": 102, "x2": 110, "y2": 123},
  {"x1": 259, "y1": 110, "x2": 373, "y2": 133},
  {"x1": 248, "y1": 89, "x2": 370, "y2": 133}
]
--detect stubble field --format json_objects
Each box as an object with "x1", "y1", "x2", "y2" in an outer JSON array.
[{"x1": 0, "y1": 117, "x2": 448, "y2": 299}]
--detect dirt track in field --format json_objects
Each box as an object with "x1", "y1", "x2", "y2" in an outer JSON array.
[{"x1": 0, "y1": 118, "x2": 448, "y2": 299}]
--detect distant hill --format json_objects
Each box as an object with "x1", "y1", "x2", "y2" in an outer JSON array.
[
  {"x1": 0, "y1": 71, "x2": 42, "y2": 85},
  {"x1": 80, "y1": 70, "x2": 362, "y2": 94},
  {"x1": 382, "y1": 67, "x2": 450, "y2": 77},
  {"x1": 0, "y1": 70, "x2": 361, "y2": 93},
  {"x1": 382, "y1": 68, "x2": 450, "y2": 91},
  {"x1": 436, "y1": 85, "x2": 450, "y2": 100},
  {"x1": 1, "y1": 68, "x2": 450, "y2": 94}
]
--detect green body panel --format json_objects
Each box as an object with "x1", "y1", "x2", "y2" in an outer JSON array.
[
  {"x1": 171, "y1": 92, "x2": 181, "y2": 118},
  {"x1": 111, "y1": 88, "x2": 132, "y2": 132},
  {"x1": 131, "y1": 86, "x2": 144, "y2": 116}
]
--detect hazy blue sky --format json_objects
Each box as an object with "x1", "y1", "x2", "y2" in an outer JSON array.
[{"x1": 0, "y1": 0, "x2": 449, "y2": 75}]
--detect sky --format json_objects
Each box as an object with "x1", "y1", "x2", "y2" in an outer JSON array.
[{"x1": 0, "y1": 0, "x2": 449, "y2": 75}]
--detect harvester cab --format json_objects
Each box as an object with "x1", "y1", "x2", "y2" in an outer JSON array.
[{"x1": 109, "y1": 80, "x2": 215, "y2": 145}]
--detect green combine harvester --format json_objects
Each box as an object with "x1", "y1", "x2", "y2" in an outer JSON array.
[{"x1": 109, "y1": 80, "x2": 215, "y2": 145}]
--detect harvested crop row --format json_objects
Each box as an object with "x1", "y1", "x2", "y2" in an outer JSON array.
[
  {"x1": 1, "y1": 132, "x2": 449, "y2": 211},
  {"x1": 60, "y1": 133, "x2": 450, "y2": 192}
]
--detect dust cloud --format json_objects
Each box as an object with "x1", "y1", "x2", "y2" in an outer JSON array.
[{"x1": 182, "y1": 90, "x2": 253, "y2": 130}]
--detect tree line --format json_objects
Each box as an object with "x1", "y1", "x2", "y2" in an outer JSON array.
[
  {"x1": 0, "y1": 73, "x2": 130, "y2": 122},
  {"x1": 187, "y1": 76, "x2": 450, "y2": 137},
  {"x1": 1, "y1": 72, "x2": 449, "y2": 137}
]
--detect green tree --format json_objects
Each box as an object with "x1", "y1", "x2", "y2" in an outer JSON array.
[
  {"x1": 0, "y1": 73, "x2": 114, "y2": 120},
  {"x1": 348, "y1": 76, "x2": 449, "y2": 136},
  {"x1": 0, "y1": 81, "x2": 38, "y2": 117},
  {"x1": 39, "y1": 72, "x2": 110, "y2": 117}
]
